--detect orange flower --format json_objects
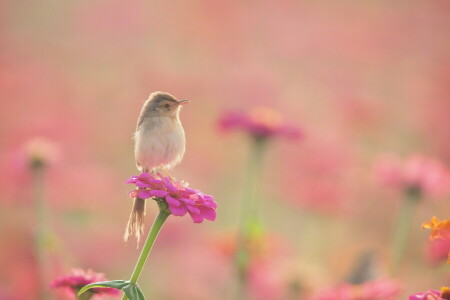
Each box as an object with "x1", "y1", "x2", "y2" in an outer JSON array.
[
  {"x1": 441, "y1": 286, "x2": 450, "y2": 299},
  {"x1": 423, "y1": 217, "x2": 450, "y2": 265},
  {"x1": 422, "y1": 217, "x2": 450, "y2": 241}
]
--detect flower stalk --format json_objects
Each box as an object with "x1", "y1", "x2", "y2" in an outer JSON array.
[
  {"x1": 390, "y1": 188, "x2": 421, "y2": 275},
  {"x1": 121, "y1": 201, "x2": 170, "y2": 300},
  {"x1": 242, "y1": 138, "x2": 267, "y2": 234},
  {"x1": 77, "y1": 293, "x2": 92, "y2": 300},
  {"x1": 31, "y1": 158, "x2": 51, "y2": 300},
  {"x1": 235, "y1": 138, "x2": 267, "y2": 299}
]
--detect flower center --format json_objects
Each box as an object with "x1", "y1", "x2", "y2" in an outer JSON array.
[
  {"x1": 249, "y1": 107, "x2": 282, "y2": 129},
  {"x1": 441, "y1": 287, "x2": 450, "y2": 300}
]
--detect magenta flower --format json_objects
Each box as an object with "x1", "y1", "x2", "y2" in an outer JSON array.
[
  {"x1": 51, "y1": 269, "x2": 120, "y2": 297},
  {"x1": 409, "y1": 288, "x2": 449, "y2": 300},
  {"x1": 374, "y1": 154, "x2": 450, "y2": 198},
  {"x1": 426, "y1": 238, "x2": 450, "y2": 265},
  {"x1": 310, "y1": 279, "x2": 402, "y2": 300},
  {"x1": 126, "y1": 172, "x2": 217, "y2": 223},
  {"x1": 218, "y1": 107, "x2": 303, "y2": 140}
]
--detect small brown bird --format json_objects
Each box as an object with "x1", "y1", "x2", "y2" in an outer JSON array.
[{"x1": 125, "y1": 91, "x2": 189, "y2": 244}]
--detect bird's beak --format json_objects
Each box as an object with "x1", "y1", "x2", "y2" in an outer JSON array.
[{"x1": 178, "y1": 99, "x2": 190, "y2": 106}]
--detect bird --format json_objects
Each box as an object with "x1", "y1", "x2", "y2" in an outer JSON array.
[
  {"x1": 125, "y1": 91, "x2": 189, "y2": 245},
  {"x1": 134, "y1": 91, "x2": 188, "y2": 173}
]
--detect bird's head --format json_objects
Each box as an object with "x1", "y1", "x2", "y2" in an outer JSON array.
[{"x1": 146, "y1": 92, "x2": 189, "y2": 117}]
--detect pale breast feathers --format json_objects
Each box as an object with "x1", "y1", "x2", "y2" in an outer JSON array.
[{"x1": 134, "y1": 116, "x2": 185, "y2": 171}]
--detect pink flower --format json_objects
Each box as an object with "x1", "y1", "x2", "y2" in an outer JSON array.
[
  {"x1": 247, "y1": 261, "x2": 285, "y2": 300},
  {"x1": 310, "y1": 279, "x2": 402, "y2": 300},
  {"x1": 358, "y1": 279, "x2": 403, "y2": 299},
  {"x1": 23, "y1": 137, "x2": 61, "y2": 169},
  {"x1": 126, "y1": 173, "x2": 217, "y2": 223},
  {"x1": 218, "y1": 107, "x2": 303, "y2": 140},
  {"x1": 374, "y1": 154, "x2": 450, "y2": 198},
  {"x1": 409, "y1": 288, "x2": 448, "y2": 300},
  {"x1": 309, "y1": 284, "x2": 354, "y2": 300},
  {"x1": 426, "y1": 238, "x2": 450, "y2": 265},
  {"x1": 214, "y1": 233, "x2": 290, "y2": 300},
  {"x1": 51, "y1": 269, "x2": 120, "y2": 297}
]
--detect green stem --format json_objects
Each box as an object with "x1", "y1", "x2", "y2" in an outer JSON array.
[
  {"x1": 121, "y1": 208, "x2": 170, "y2": 300},
  {"x1": 390, "y1": 190, "x2": 420, "y2": 275},
  {"x1": 241, "y1": 138, "x2": 266, "y2": 235},
  {"x1": 77, "y1": 293, "x2": 92, "y2": 300},
  {"x1": 32, "y1": 165, "x2": 51, "y2": 300},
  {"x1": 300, "y1": 212, "x2": 327, "y2": 264},
  {"x1": 235, "y1": 138, "x2": 267, "y2": 299}
]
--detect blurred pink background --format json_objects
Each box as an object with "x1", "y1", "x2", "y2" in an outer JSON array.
[{"x1": 0, "y1": 1, "x2": 449, "y2": 299}]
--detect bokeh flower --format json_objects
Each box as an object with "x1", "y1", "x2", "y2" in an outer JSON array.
[
  {"x1": 375, "y1": 155, "x2": 450, "y2": 272},
  {"x1": 426, "y1": 238, "x2": 450, "y2": 265},
  {"x1": 23, "y1": 137, "x2": 61, "y2": 169},
  {"x1": 409, "y1": 289, "x2": 441, "y2": 300},
  {"x1": 409, "y1": 287, "x2": 450, "y2": 300},
  {"x1": 218, "y1": 107, "x2": 303, "y2": 141},
  {"x1": 310, "y1": 279, "x2": 402, "y2": 300},
  {"x1": 422, "y1": 217, "x2": 450, "y2": 241},
  {"x1": 51, "y1": 269, "x2": 120, "y2": 298},
  {"x1": 374, "y1": 154, "x2": 450, "y2": 198},
  {"x1": 422, "y1": 217, "x2": 450, "y2": 264},
  {"x1": 215, "y1": 233, "x2": 292, "y2": 300},
  {"x1": 126, "y1": 172, "x2": 217, "y2": 223}
]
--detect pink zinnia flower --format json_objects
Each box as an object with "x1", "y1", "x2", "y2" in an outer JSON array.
[
  {"x1": 23, "y1": 137, "x2": 61, "y2": 169},
  {"x1": 358, "y1": 279, "x2": 403, "y2": 299},
  {"x1": 310, "y1": 279, "x2": 402, "y2": 300},
  {"x1": 126, "y1": 173, "x2": 217, "y2": 223},
  {"x1": 426, "y1": 238, "x2": 450, "y2": 265},
  {"x1": 409, "y1": 290, "x2": 442, "y2": 300},
  {"x1": 374, "y1": 154, "x2": 450, "y2": 198},
  {"x1": 422, "y1": 217, "x2": 450, "y2": 265},
  {"x1": 218, "y1": 107, "x2": 303, "y2": 140},
  {"x1": 214, "y1": 233, "x2": 290, "y2": 300},
  {"x1": 51, "y1": 269, "x2": 120, "y2": 297},
  {"x1": 409, "y1": 287, "x2": 450, "y2": 300}
]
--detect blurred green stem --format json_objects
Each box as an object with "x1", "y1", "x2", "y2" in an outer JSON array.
[
  {"x1": 121, "y1": 204, "x2": 170, "y2": 300},
  {"x1": 390, "y1": 189, "x2": 421, "y2": 275},
  {"x1": 300, "y1": 212, "x2": 328, "y2": 263},
  {"x1": 235, "y1": 138, "x2": 267, "y2": 299},
  {"x1": 32, "y1": 163, "x2": 51, "y2": 300},
  {"x1": 77, "y1": 293, "x2": 92, "y2": 300},
  {"x1": 242, "y1": 138, "x2": 266, "y2": 233}
]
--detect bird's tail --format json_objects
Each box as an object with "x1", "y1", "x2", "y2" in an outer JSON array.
[{"x1": 124, "y1": 197, "x2": 146, "y2": 248}]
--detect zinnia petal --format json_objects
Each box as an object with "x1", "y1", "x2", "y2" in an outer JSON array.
[
  {"x1": 136, "y1": 190, "x2": 154, "y2": 199},
  {"x1": 169, "y1": 205, "x2": 188, "y2": 216},
  {"x1": 187, "y1": 205, "x2": 201, "y2": 215},
  {"x1": 149, "y1": 190, "x2": 169, "y2": 198},
  {"x1": 166, "y1": 195, "x2": 181, "y2": 207},
  {"x1": 199, "y1": 207, "x2": 217, "y2": 221},
  {"x1": 188, "y1": 211, "x2": 204, "y2": 223}
]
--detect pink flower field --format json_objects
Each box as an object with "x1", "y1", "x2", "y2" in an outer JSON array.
[{"x1": 0, "y1": 1, "x2": 449, "y2": 299}]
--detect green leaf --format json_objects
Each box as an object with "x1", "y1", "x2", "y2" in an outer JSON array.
[
  {"x1": 123, "y1": 284, "x2": 146, "y2": 300},
  {"x1": 135, "y1": 286, "x2": 146, "y2": 300},
  {"x1": 78, "y1": 280, "x2": 130, "y2": 296}
]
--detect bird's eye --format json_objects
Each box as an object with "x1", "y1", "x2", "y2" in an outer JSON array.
[{"x1": 164, "y1": 103, "x2": 170, "y2": 109}]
